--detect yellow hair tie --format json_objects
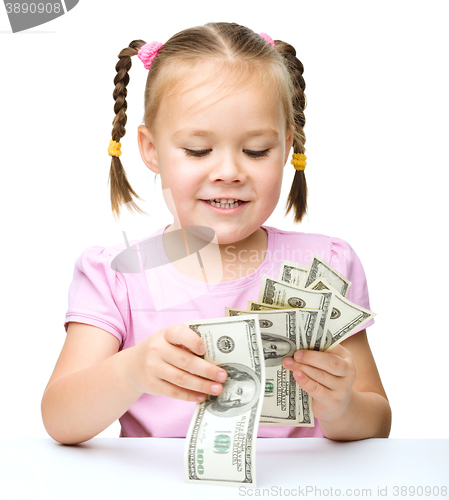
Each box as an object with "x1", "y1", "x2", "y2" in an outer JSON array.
[
  {"x1": 108, "y1": 139, "x2": 122, "y2": 157},
  {"x1": 291, "y1": 153, "x2": 307, "y2": 171}
]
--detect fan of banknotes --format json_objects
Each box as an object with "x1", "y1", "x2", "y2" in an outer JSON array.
[{"x1": 184, "y1": 254, "x2": 376, "y2": 486}]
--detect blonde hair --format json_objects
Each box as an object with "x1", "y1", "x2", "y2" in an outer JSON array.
[{"x1": 109, "y1": 22, "x2": 307, "y2": 222}]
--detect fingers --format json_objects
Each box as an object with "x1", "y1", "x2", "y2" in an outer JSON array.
[
  {"x1": 150, "y1": 378, "x2": 211, "y2": 403},
  {"x1": 161, "y1": 324, "x2": 228, "y2": 397},
  {"x1": 289, "y1": 367, "x2": 330, "y2": 403},
  {"x1": 282, "y1": 347, "x2": 356, "y2": 397},
  {"x1": 163, "y1": 330, "x2": 228, "y2": 383},
  {"x1": 284, "y1": 358, "x2": 337, "y2": 391},
  {"x1": 156, "y1": 360, "x2": 225, "y2": 399},
  {"x1": 290, "y1": 348, "x2": 349, "y2": 377},
  {"x1": 165, "y1": 324, "x2": 206, "y2": 356}
]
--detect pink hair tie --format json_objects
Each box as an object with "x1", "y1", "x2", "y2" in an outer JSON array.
[
  {"x1": 137, "y1": 41, "x2": 163, "y2": 70},
  {"x1": 259, "y1": 32, "x2": 275, "y2": 48}
]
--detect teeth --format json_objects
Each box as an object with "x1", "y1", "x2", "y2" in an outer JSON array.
[{"x1": 205, "y1": 200, "x2": 245, "y2": 209}]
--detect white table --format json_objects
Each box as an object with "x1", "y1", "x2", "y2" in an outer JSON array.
[{"x1": 1, "y1": 438, "x2": 448, "y2": 499}]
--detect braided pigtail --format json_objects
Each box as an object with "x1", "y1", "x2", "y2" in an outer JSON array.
[
  {"x1": 275, "y1": 40, "x2": 308, "y2": 223},
  {"x1": 108, "y1": 40, "x2": 149, "y2": 221}
]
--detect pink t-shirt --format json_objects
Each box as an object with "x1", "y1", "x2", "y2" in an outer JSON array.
[{"x1": 64, "y1": 225, "x2": 374, "y2": 438}]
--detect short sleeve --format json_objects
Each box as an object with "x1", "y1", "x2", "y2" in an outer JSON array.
[
  {"x1": 329, "y1": 237, "x2": 375, "y2": 335},
  {"x1": 64, "y1": 246, "x2": 129, "y2": 347}
]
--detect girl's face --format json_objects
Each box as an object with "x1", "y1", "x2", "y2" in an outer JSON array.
[{"x1": 138, "y1": 63, "x2": 293, "y2": 246}]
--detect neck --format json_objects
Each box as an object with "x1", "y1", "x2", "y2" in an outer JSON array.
[{"x1": 162, "y1": 222, "x2": 268, "y2": 283}]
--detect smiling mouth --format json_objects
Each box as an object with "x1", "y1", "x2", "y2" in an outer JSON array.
[{"x1": 202, "y1": 199, "x2": 247, "y2": 209}]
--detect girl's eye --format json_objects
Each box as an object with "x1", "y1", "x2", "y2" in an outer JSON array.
[
  {"x1": 184, "y1": 149, "x2": 270, "y2": 158},
  {"x1": 244, "y1": 149, "x2": 269, "y2": 158},
  {"x1": 184, "y1": 149, "x2": 211, "y2": 158}
]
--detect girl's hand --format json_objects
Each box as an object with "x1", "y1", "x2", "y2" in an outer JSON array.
[
  {"x1": 283, "y1": 343, "x2": 357, "y2": 424},
  {"x1": 126, "y1": 324, "x2": 228, "y2": 403}
]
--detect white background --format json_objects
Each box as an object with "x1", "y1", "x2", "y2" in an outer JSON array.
[{"x1": 1, "y1": 1, "x2": 448, "y2": 440}]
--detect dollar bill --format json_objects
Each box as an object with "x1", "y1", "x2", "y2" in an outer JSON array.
[
  {"x1": 307, "y1": 278, "x2": 376, "y2": 351},
  {"x1": 304, "y1": 254, "x2": 351, "y2": 297},
  {"x1": 225, "y1": 307, "x2": 314, "y2": 427},
  {"x1": 247, "y1": 300, "x2": 287, "y2": 311},
  {"x1": 299, "y1": 309, "x2": 322, "y2": 350},
  {"x1": 184, "y1": 315, "x2": 265, "y2": 487},
  {"x1": 243, "y1": 304, "x2": 321, "y2": 427},
  {"x1": 258, "y1": 275, "x2": 334, "y2": 351},
  {"x1": 247, "y1": 301, "x2": 321, "y2": 352},
  {"x1": 307, "y1": 278, "x2": 331, "y2": 292},
  {"x1": 278, "y1": 260, "x2": 308, "y2": 287}
]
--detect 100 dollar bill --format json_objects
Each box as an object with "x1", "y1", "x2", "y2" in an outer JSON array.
[
  {"x1": 307, "y1": 277, "x2": 376, "y2": 350},
  {"x1": 184, "y1": 315, "x2": 265, "y2": 487},
  {"x1": 258, "y1": 275, "x2": 334, "y2": 351},
  {"x1": 225, "y1": 307, "x2": 314, "y2": 427},
  {"x1": 304, "y1": 254, "x2": 351, "y2": 297},
  {"x1": 278, "y1": 260, "x2": 308, "y2": 287},
  {"x1": 247, "y1": 301, "x2": 321, "y2": 352}
]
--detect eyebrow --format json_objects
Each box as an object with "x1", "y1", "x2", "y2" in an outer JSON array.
[{"x1": 172, "y1": 128, "x2": 279, "y2": 141}]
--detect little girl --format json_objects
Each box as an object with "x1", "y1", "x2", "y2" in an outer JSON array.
[{"x1": 41, "y1": 22, "x2": 391, "y2": 444}]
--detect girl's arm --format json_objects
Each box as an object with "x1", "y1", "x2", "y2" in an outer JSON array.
[
  {"x1": 41, "y1": 322, "x2": 227, "y2": 444},
  {"x1": 41, "y1": 322, "x2": 140, "y2": 444},
  {"x1": 283, "y1": 329, "x2": 392, "y2": 441}
]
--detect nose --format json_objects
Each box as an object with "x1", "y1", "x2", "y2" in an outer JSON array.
[{"x1": 208, "y1": 151, "x2": 246, "y2": 184}]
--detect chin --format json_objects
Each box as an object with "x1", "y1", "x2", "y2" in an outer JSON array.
[{"x1": 212, "y1": 227, "x2": 254, "y2": 246}]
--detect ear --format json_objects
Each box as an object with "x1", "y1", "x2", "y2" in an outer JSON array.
[
  {"x1": 137, "y1": 125, "x2": 159, "y2": 174},
  {"x1": 283, "y1": 126, "x2": 294, "y2": 166}
]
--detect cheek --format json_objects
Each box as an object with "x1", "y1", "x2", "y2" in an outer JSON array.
[
  {"x1": 261, "y1": 169, "x2": 283, "y2": 198},
  {"x1": 162, "y1": 171, "x2": 199, "y2": 202}
]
